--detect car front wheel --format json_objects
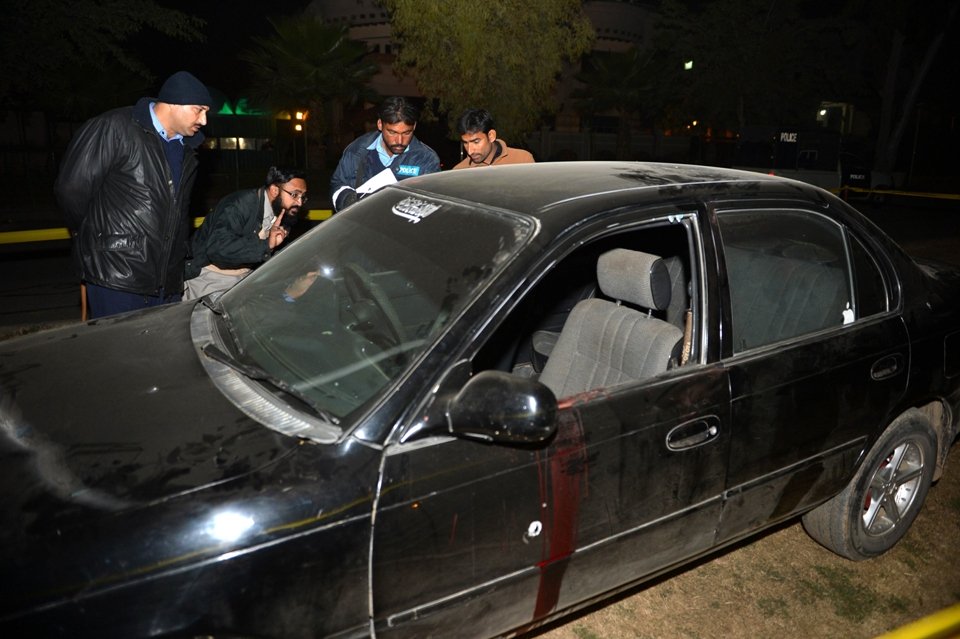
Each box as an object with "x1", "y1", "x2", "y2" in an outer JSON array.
[{"x1": 801, "y1": 410, "x2": 937, "y2": 561}]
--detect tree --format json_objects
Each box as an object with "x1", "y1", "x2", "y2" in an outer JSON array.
[
  {"x1": 0, "y1": 0, "x2": 204, "y2": 117},
  {"x1": 832, "y1": 0, "x2": 959, "y2": 180},
  {"x1": 382, "y1": 0, "x2": 594, "y2": 141},
  {"x1": 654, "y1": 0, "x2": 958, "y2": 181},
  {"x1": 240, "y1": 18, "x2": 379, "y2": 166},
  {"x1": 572, "y1": 48, "x2": 656, "y2": 160},
  {"x1": 656, "y1": 0, "x2": 838, "y2": 132}
]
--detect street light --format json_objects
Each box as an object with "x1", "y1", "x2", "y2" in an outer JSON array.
[{"x1": 295, "y1": 110, "x2": 308, "y2": 169}]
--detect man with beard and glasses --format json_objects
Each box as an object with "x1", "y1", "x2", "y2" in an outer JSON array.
[
  {"x1": 182, "y1": 166, "x2": 307, "y2": 300},
  {"x1": 330, "y1": 96, "x2": 440, "y2": 213}
]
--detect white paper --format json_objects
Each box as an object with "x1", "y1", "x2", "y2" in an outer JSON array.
[
  {"x1": 356, "y1": 167, "x2": 398, "y2": 195},
  {"x1": 842, "y1": 302, "x2": 854, "y2": 325}
]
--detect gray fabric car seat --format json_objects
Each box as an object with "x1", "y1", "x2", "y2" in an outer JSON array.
[
  {"x1": 661, "y1": 255, "x2": 689, "y2": 330},
  {"x1": 538, "y1": 249, "x2": 684, "y2": 398}
]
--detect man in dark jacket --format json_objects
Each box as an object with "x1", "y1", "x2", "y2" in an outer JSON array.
[
  {"x1": 330, "y1": 96, "x2": 440, "y2": 213},
  {"x1": 55, "y1": 70, "x2": 213, "y2": 319},
  {"x1": 183, "y1": 167, "x2": 307, "y2": 300}
]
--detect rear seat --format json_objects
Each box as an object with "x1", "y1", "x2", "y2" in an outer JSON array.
[{"x1": 724, "y1": 245, "x2": 848, "y2": 352}]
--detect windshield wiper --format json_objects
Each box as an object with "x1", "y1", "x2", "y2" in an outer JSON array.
[
  {"x1": 200, "y1": 295, "x2": 248, "y2": 365},
  {"x1": 200, "y1": 294, "x2": 223, "y2": 314},
  {"x1": 201, "y1": 342, "x2": 340, "y2": 425}
]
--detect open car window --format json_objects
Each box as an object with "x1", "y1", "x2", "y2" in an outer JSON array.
[{"x1": 472, "y1": 214, "x2": 699, "y2": 399}]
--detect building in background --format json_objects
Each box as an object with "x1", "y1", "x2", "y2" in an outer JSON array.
[{"x1": 305, "y1": 0, "x2": 667, "y2": 162}]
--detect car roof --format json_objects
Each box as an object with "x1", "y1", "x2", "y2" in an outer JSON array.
[{"x1": 395, "y1": 161, "x2": 829, "y2": 229}]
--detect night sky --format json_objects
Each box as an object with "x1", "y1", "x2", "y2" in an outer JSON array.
[
  {"x1": 143, "y1": 1, "x2": 313, "y2": 98},
  {"x1": 140, "y1": 1, "x2": 958, "y2": 133}
]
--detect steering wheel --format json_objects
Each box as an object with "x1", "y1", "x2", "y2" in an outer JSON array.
[{"x1": 343, "y1": 262, "x2": 407, "y2": 346}]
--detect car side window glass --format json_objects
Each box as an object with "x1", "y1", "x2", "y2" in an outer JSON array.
[
  {"x1": 718, "y1": 209, "x2": 851, "y2": 353},
  {"x1": 848, "y1": 233, "x2": 889, "y2": 318}
]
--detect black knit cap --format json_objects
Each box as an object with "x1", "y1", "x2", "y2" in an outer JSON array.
[{"x1": 158, "y1": 71, "x2": 213, "y2": 107}]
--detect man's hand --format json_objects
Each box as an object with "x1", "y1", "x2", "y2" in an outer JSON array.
[
  {"x1": 284, "y1": 271, "x2": 320, "y2": 301},
  {"x1": 336, "y1": 189, "x2": 358, "y2": 212},
  {"x1": 268, "y1": 211, "x2": 288, "y2": 249}
]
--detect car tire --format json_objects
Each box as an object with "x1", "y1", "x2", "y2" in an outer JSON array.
[{"x1": 801, "y1": 410, "x2": 937, "y2": 561}]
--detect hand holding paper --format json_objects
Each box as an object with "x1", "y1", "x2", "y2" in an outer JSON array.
[{"x1": 356, "y1": 167, "x2": 398, "y2": 195}]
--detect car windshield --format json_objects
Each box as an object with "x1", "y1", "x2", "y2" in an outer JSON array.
[{"x1": 216, "y1": 189, "x2": 533, "y2": 422}]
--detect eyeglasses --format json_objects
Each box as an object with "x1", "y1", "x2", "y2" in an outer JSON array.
[{"x1": 280, "y1": 187, "x2": 308, "y2": 203}]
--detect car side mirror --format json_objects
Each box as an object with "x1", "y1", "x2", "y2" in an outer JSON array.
[{"x1": 446, "y1": 371, "x2": 558, "y2": 444}]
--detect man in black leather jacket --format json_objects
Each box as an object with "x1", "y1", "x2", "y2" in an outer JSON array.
[{"x1": 55, "y1": 71, "x2": 213, "y2": 319}]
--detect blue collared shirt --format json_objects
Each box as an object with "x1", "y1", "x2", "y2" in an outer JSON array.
[
  {"x1": 366, "y1": 133, "x2": 407, "y2": 167},
  {"x1": 149, "y1": 102, "x2": 183, "y2": 143}
]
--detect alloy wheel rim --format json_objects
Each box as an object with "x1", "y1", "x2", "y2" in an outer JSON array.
[{"x1": 861, "y1": 440, "x2": 925, "y2": 536}]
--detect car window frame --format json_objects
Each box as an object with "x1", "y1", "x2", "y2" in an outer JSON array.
[{"x1": 390, "y1": 205, "x2": 705, "y2": 447}]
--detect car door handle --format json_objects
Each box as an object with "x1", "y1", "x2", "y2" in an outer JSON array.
[
  {"x1": 870, "y1": 354, "x2": 904, "y2": 381},
  {"x1": 666, "y1": 416, "x2": 721, "y2": 451}
]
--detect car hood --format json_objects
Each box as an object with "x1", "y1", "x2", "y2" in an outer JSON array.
[{"x1": 0, "y1": 302, "x2": 300, "y2": 541}]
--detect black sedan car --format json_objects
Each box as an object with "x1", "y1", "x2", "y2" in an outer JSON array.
[{"x1": 2, "y1": 162, "x2": 958, "y2": 638}]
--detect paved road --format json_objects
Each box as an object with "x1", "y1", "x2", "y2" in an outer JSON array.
[
  {"x1": 0, "y1": 241, "x2": 78, "y2": 336},
  {"x1": 860, "y1": 195, "x2": 959, "y2": 264},
  {"x1": 0, "y1": 194, "x2": 957, "y2": 339}
]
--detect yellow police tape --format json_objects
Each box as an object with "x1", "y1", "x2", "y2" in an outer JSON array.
[
  {"x1": 2, "y1": 188, "x2": 957, "y2": 245},
  {"x1": 0, "y1": 210, "x2": 334, "y2": 245},
  {"x1": 0, "y1": 227, "x2": 72, "y2": 244},
  {"x1": 874, "y1": 602, "x2": 960, "y2": 639},
  {"x1": 834, "y1": 186, "x2": 960, "y2": 201}
]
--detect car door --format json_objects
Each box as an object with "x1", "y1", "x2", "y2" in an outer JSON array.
[
  {"x1": 370, "y1": 214, "x2": 732, "y2": 637},
  {"x1": 371, "y1": 374, "x2": 732, "y2": 639},
  {"x1": 711, "y1": 204, "x2": 908, "y2": 542}
]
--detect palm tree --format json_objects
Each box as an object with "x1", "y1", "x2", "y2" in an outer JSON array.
[
  {"x1": 241, "y1": 18, "x2": 379, "y2": 168},
  {"x1": 572, "y1": 47, "x2": 654, "y2": 160}
]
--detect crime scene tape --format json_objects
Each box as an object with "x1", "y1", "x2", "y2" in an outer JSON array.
[
  {"x1": 874, "y1": 602, "x2": 960, "y2": 639},
  {"x1": 832, "y1": 186, "x2": 960, "y2": 201},
  {"x1": 0, "y1": 210, "x2": 334, "y2": 245}
]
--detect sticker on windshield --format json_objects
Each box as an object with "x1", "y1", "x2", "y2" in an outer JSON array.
[{"x1": 392, "y1": 196, "x2": 440, "y2": 224}]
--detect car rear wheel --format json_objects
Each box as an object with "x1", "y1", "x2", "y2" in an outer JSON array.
[{"x1": 801, "y1": 410, "x2": 937, "y2": 561}]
